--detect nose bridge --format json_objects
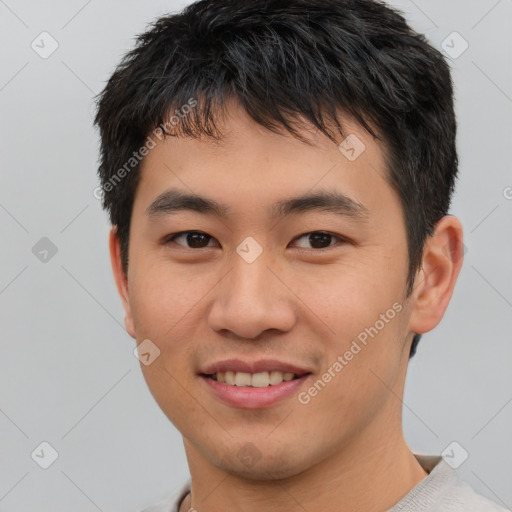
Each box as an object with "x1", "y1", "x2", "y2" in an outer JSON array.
[
  {"x1": 228, "y1": 233, "x2": 276, "y2": 301},
  {"x1": 207, "y1": 242, "x2": 296, "y2": 338},
  {"x1": 230, "y1": 248, "x2": 273, "y2": 301}
]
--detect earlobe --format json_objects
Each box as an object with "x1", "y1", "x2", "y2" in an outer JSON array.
[
  {"x1": 408, "y1": 215, "x2": 464, "y2": 335},
  {"x1": 109, "y1": 226, "x2": 136, "y2": 339}
]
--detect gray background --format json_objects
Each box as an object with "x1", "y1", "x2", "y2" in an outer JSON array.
[{"x1": 1, "y1": 0, "x2": 511, "y2": 511}]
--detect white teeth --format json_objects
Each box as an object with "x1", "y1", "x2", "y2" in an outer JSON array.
[
  {"x1": 211, "y1": 370, "x2": 297, "y2": 387},
  {"x1": 251, "y1": 372, "x2": 270, "y2": 387},
  {"x1": 234, "y1": 372, "x2": 252, "y2": 386}
]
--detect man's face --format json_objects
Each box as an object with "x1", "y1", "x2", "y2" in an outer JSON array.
[{"x1": 118, "y1": 101, "x2": 417, "y2": 479}]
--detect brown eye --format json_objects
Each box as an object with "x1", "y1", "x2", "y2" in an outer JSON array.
[
  {"x1": 292, "y1": 231, "x2": 344, "y2": 249},
  {"x1": 166, "y1": 231, "x2": 217, "y2": 248}
]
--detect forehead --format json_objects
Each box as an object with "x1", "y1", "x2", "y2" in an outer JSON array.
[{"x1": 133, "y1": 102, "x2": 397, "y2": 224}]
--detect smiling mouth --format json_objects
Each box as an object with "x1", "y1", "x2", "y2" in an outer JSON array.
[{"x1": 202, "y1": 370, "x2": 307, "y2": 387}]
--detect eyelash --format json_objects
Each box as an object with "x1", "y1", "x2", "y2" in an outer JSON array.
[{"x1": 163, "y1": 230, "x2": 349, "y2": 251}]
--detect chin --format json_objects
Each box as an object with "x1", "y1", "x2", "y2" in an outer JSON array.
[{"x1": 211, "y1": 440, "x2": 313, "y2": 481}]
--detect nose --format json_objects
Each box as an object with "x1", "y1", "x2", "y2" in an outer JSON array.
[{"x1": 207, "y1": 247, "x2": 297, "y2": 339}]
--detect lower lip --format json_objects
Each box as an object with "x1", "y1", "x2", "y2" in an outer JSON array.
[{"x1": 200, "y1": 374, "x2": 311, "y2": 409}]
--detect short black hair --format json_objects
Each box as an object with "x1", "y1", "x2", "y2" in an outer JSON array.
[{"x1": 94, "y1": 0, "x2": 458, "y2": 359}]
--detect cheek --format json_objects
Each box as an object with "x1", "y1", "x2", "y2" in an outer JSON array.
[
  {"x1": 298, "y1": 310, "x2": 405, "y2": 440},
  {"x1": 297, "y1": 251, "x2": 406, "y2": 343},
  {"x1": 128, "y1": 257, "x2": 216, "y2": 340},
  {"x1": 128, "y1": 262, "x2": 210, "y2": 395},
  {"x1": 129, "y1": 264, "x2": 206, "y2": 427},
  {"x1": 296, "y1": 255, "x2": 407, "y2": 403}
]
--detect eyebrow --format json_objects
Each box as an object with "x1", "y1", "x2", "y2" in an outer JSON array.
[{"x1": 145, "y1": 188, "x2": 370, "y2": 221}]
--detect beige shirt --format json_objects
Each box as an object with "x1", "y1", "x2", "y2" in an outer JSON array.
[{"x1": 139, "y1": 454, "x2": 510, "y2": 512}]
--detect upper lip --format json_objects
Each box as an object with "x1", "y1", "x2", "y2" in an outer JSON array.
[{"x1": 200, "y1": 358, "x2": 312, "y2": 375}]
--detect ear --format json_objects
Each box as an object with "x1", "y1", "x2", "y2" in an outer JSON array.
[
  {"x1": 109, "y1": 226, "x2": 136, "y2": 339},
  {"x1": 408, "y1": 215, "x2": 464, "y2": 335}
]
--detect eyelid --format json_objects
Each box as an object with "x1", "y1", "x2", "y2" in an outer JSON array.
[
  {"x1": 163, "y1": 230, "x2": 219, "y2": 248},
  {"x1": 164, "y1": 230, "x2": 350, "y2": 250},
  {"x1": 290, "y1": 231, "x2": 350, "y2": 249}
]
